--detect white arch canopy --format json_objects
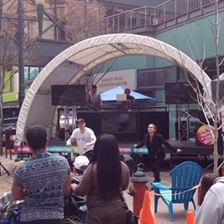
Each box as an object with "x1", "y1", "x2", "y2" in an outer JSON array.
[{"x1": 15, "y1": 33, "x2": 211, "y2": 143}]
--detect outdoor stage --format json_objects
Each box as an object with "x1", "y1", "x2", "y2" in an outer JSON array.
[
  {"x1": 13, "y1": 140, "x2": 214, "y2": 158},
  {"x1": 1, "y1": 138, "x2": 215, "y2": 175}
]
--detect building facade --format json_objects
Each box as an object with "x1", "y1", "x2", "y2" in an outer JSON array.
[{"x1": 2, "y1": 0, "x2": 224, "y2": 139}]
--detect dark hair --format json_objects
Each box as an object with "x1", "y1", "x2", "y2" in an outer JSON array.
[
  {"x1": 76, "y1": 118, "x2": 85, "y2": 124},
  {"x1": 26, "y1": 125, "x2": 47, "y2": 150},
  {"x1": 91, "y1": 134, "x2": 121, "y2": 200},
  {"x1": 198, "y1": 173, "x2": 217, "y2": 205},
  {"x1": 92, "y1": 85, "x2": 97, "y2": 89},
  {"x1": 148, "y1": 123, "x2": 157, "y2": 131}
]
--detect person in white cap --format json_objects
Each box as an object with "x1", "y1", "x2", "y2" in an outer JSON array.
[{"x1": 72, "y1": 155, "x2": 89, "y2": 185}]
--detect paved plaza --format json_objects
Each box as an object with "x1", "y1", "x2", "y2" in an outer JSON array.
[{"x1": 0, "y1": 155, "x2": 195, "y2": 224}]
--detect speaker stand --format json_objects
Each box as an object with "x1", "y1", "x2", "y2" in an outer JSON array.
[{"x1": 0, "y1": 162, "x2": 10, "y2": 176}]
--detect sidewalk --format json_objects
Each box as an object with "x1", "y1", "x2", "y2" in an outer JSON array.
[
  {"x1": 125, "y1": 171, "x2": 194, "y2": 224},
  {"x1": 0, "y1": 155, "x2": 193, "y2": 224}
]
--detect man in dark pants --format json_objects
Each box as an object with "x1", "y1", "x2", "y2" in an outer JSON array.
[{"x1": 135, "y1": 123, "x2": 181, "y2": 182}]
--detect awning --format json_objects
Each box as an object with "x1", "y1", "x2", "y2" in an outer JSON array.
[{"x1": 100, "y1": 86, "x2": 155, "y2": 102}]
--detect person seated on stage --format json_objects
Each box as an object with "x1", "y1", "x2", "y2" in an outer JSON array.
[
  {"x1": 71, "y1": 155, "x2": 89, "y2": 185},
  {"x1": 124, "y1": 88, "x2": 135, "y2": 102},
  {"x1": 124, "y1": 88, "x2": 135, "y2": 108},
  {"x1": 117, "y1": 88, "x2": 135, "y2": 109},
  {"x1": 85, "y1": 85, "x2": 101, "y2": 110}
]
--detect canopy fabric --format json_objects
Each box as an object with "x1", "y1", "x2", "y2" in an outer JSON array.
[
  {"x1": 100, "y1": 86, "x2": 155, "y2": 102},
  {"x1": 15, "y1": 33, "x2": 212, "y2": 145}
]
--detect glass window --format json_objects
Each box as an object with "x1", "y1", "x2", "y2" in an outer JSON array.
[
  {"x1": 29, "y1": 67, "x2": 39, "y2": 80},
  {"x1": 137, "y1": 66, "x2": 177, "y2": 88},
  {"x1": 24, "y1": 66, "x2": 29, "y2": 82},
  {"x1": 24, "y1": 66, "x2": 41, "y2": 86}
]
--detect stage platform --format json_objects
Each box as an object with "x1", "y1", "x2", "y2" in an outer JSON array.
[
  {"x1": 119, "y1": 140, "x2": 213, "y2": 155},
  {"x1": 11, "y1": 139, "x2": 216, "y2": 170},
  {"x1": 47, "y1": 139, "x2": 214, "y2": 156},
  {"x1": 167, "y1": 140, "x2": 213, "y2": 155}
]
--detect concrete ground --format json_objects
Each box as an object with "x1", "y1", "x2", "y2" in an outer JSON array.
[{"x1": 0, "y1": 154, "x2": 195, "y2": 224}]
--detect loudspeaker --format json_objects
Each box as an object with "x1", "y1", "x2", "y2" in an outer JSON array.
[
  {"x1": 165, "y1": 82, "x2": 197, "y2": 104},
  {"x1": 51, "y1": 85, "x2": 86, "y2": 106}
]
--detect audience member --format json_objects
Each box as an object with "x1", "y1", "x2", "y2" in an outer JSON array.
[
  {"x1": 66, "y1": 118, "x2": 96, "y2": 161},
  {"x1": 12, "y1": 125, "x2": 71, "y2": 224},
  {"x1": 72, "y1": 134, "x2": 130, "y2": 224},
  {"x1": 72, "y1": 155, "x2": 89, "y2": 185},
  {"x1": 197, "y1": 172, "x2": 217, "y2": 206},
  {"x1": 196, "y1": 175, "x2": 224, "y2": 224}
]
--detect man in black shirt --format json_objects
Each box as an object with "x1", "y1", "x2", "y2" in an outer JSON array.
[{"x1": 124, "y1": 88, "x2": 135, "y2": 102}]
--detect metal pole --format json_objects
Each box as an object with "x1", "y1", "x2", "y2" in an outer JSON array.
[
  {"x1": 54, "y1": 0, "x2": 57, "y2": 39},
  {"x1": 36, "y1": 3, "x2": 44, "y2": 36},
  {"x1": 18, "y1": 0, "x2": 25, "y2": 109},
  {"x1": 0, "y1": 0, "x2": 3, "y2": 32}
]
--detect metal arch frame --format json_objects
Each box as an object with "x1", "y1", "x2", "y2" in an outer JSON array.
[{"x1": 15, "y1": 33, "x2": 212, "y2": 144}]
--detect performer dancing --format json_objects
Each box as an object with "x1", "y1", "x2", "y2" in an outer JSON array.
[{"x1": 135, "y1": 123, "x2": 181, "y2": 182}]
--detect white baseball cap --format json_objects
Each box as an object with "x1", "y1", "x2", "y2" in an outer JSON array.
[{"x1": 73, "y1": 155, "x2": 89, "y2": 170}]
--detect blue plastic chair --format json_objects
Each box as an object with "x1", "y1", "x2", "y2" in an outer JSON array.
[{"x1": 152, "y1": 161, "x2": 203, "y2": 221}]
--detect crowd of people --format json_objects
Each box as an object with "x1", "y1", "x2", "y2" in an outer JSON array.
[
  {"x1": 11, "y1": 124, "x2": 130, "y2": 224},
  {"x1": 10, "y1": 117, "x2": 224, "y2": 224}
]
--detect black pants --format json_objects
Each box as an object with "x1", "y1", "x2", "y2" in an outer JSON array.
[
  {"x1": 20, "y1": 219, "x2": 64, "y2": 224},
  {"x1": 143, "y1": 153, "x2": 165, "y2": 182}
]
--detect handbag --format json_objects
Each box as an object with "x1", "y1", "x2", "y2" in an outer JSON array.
[{"x1": 119, "y1": 193, "x2": 136, "y2": 224}]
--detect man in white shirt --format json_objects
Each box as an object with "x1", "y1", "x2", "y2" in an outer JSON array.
[{"x1": 66, "y1": 118, "x2": 96, "y2": 160}]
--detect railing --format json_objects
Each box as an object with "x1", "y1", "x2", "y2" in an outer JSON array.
[
  {"x1": 97, "y1": 0, "x2": 224, "y2": 35},
  {"x1": 97, "y1": 6, "x2": 155, "y2": 34}
]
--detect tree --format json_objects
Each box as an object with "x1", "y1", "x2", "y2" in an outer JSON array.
[
  {"x1": 0, "y1": 0, "x2": 36, "y2": 152},
  {"x1": 0, "y1": 18, "x2": 19, "y2": 152},
  {"x1": 56, "y1": 0, "x2": 107, "y2": 90},
  {"x1": 58, "y1": 0, "x2": 106, "y2": 43},
  {"x1": 212, "y1": 0, "x2": 224, "y2": 173},
  {"x1": 181, "y1": 0, "x2": 224, "y2": 173}
]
